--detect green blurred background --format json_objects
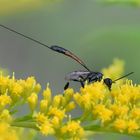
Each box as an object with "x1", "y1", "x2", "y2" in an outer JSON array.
[{"x1": 0, "y1": 0, "x2": 140, "y2": 139}]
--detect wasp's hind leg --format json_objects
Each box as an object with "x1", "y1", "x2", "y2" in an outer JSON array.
[
  {"x1": 79, "y1": 76, "x2": 85, "y2": 88},
  {"x1": 80, "y1": 81, "x2": 85, "y2": 88},
  {"x1": 64, "y1": 82, "x2": 70, "y2": 90}
]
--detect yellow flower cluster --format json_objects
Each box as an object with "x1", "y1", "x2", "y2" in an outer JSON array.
[
  {"x1": 0, "y1": 73, "x2": 41, "y2": 139},
  {"x1": 0, "y1": 59, "x2": 140, "y2": 139},
  {"x1": 0, "y1": 122, "x2": 19, "y2": 140},
  {"x1": 75, "y1": 81, "x2": 140, "y2": 134},
  {"x1": 35, "y1": 86, "x2": 84, "y2": 139}
]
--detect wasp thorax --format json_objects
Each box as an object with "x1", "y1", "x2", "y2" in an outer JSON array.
[{"x1": 96, "y1": 72, "x2": 103, "y2": 81}]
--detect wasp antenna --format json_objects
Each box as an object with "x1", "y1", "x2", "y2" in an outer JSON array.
[
  {"x1": 0, "y1": 24, "x2": 50, "y2": 49},
  {"x1": 50, "y1": 45, "x2": 91, "y2": 71},
  {"x1": 113, "y1": 72, "x2": 134, "y2": 82}
]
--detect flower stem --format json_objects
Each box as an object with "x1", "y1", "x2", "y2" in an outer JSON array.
[
  {"x1": 11, "y1": 121, "x2": 39, "y2": 130},
  {"x1": 84, "y1": 125, "x2": 140, "y2": 138}
]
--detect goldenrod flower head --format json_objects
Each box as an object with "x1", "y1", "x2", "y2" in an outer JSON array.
[
  {"x1": 110, "y1": 104, "x2": 129, "y2": 118},
  {"x1": 36, "y1": 112, "x2": 48, "y2": 124},
  {"x1": 74, "y1": 92, "x2": 92, "y2": 110},
  {"x1": 113, "y1": 119, "x2": 127, "y2": 133},
  {"x1": 48, "y1": 107, "x2": 66, "y2": 121},
  {"x1": 81, "y1": 82, "x2": 106, "y2": 101},
  {"x1": 0, "y1": 59, "x2": 139, "y2": 139},
  {"x1": 0, "y1": 109, "x2": 12, "y2": 122},
  {"x1": 0, "y1": 121, "x2": 10, "y2": 134},
  {"x1": 127, "y1": 120, "x2": 139, "y2": 133},
  {"x1": 131, "y1": 107, "x2": 140, "y2": 120},
  {"x1": 40, "y1": 99, "x2": 48, "y2": 113},
  {"x1": 93, "y1": 104, "x2": 113, "y2": 123},
  {"x1": 0, "y1": 75, "x2": 9, "y2": 93},
  {"x1": 36, "y1": 113, "x2": 54, "y2": 136},
  {"x1": 9, "y1": 82, "x2": 23, "y2": 100},
  {"x1": 65, "y1": 101, "x2": 76, "y2": 112},
  {"x1": 64, "y1": 88, "x2": 74, "y2": 102},
  {"x1": 51, "y1": 116, "x2": 60, "y2": 128},
  {"x1": 0, "y1": 94, "x2": 12, "y2": 109},
  {"x1": 27, "y1": 92, "x2": 38, "y2": 112},
  {"x1": 43, "y1": 84, "x2": 52, "y2": 102},
  {"x1": 52, "y1": 95, "x2": 62, "y2": 108},
  {"x1": 38, "y1": 121, "x2": 54, "y2": 136},
  {"x1": 18, "y1": 76, "x2": 40, "y2": 98},
  {"x1": 34, "y1": 83, "x2": 41, "y2": 93},
  {"x1": 61, "y1": 120, "x2": 84, "y2": 139},
  {"x1": 0, "y1": 122, "x2": 19, "y2": 140},
  {"x1": 74, "y1": 82, "x2": 106, "y2": 110}
]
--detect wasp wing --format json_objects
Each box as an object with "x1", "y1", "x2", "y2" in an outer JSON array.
[{"x1": 65, "y1": 70, "x2": 90, "y2": 81}]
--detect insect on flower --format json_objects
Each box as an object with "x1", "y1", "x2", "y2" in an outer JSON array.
[{"x1": 0, "y1": 24, "x2": 134, "y2": 90}]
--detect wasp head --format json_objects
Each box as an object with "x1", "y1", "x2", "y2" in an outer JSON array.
[{"x1": 103, "y1": 78, "x2": 113, "y2": 90}]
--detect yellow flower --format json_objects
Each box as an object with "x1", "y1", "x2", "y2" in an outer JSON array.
[
  {"x1": 0, "y1": 75, "x2": 9, "y2": 94},
  {"x1": 0, "y1": 94, "x2": 12, "y2": 109},
  {"x1": 113, "y1": 119, "x2": 127, "y2": 132},
  {"x1": 27, "y1": 92, "x2": 38, "y2": 111},
  {"x1": 81, "y1": 82, "x2": 106, "y2": 101},
  {"x1": 74, "y1": 92, "x2": 92, "y2": 110},
  {"x1": 43, "y1": 84, "x2": 52, "y2": 103},
  {"x1": 18, "y1": 76, "x2": 40, "y2": 98},
  {"x1": 131, "y1": 107, "x2": 140, "y2": 120},
  {"x1": 65, "y1": 101, "x2": 76, "y2": 112},
  {"x1": 51, "y1": 116, "x2": 60, "y2": 128},
  {"x1": 40, "y1": 99, "x2": 48, "y2": 113},
  {"x1": 0, "y1": 122, "x2": 19, "y2": 140},
  {"x1": 110, "y1": 104, "x2": 129, "y2": 118},
  {"x1": 10, "y1": 82, "x2": 23, "y2": 99},
  {"x1": 127, "y1": 120, "x2": 139, "y2": 133},
  {"x1": 36, "y1": 113, "x2": 54, "y2": 136},
  {"x1": 52, "y1": 95, "x2": 62, "y2": 108},
  {"x1": 64, "y1": 88, "x2": 74, "y2": 102},
  {"x1": 0, "y1": 109, "x2": 12, "y2": 122},
  {"x1": 34, "y1": 83, "x2": 41, "y2": 93},
  {"x1": 93, "y1": 104, "x2": 113, "y2": 123},
  {"x1": 48, "y1": 107, "x2": 66, "y2": 121},
  {"x1": 36, "y1": 112, "x2": 48, "y2": 124},
  {"x1": 61, "y1": 120, "x2": 84, "y2": 139},
  {"x1": 38, "y1": 121, "x2": 54, "y2": 136},
  {"x1": 0, "y1": 58, "x2": 140, "y2": 139}
]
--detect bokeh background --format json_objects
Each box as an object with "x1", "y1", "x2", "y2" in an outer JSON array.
[{"x1": 0, "y1": 0, "x2": 140, "y2": 139}]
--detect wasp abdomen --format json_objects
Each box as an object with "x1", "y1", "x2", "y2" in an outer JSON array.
[{"x1": 50, "y1": 45, "x2": 67, "y2": 54}]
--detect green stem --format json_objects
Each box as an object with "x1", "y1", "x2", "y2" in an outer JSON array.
[
  {"x1": 11, "y1": 121, "x2": 39, "y2": 130},
  {"x1": 84, "y1": 125, "x2": 140, "y2": 138}
]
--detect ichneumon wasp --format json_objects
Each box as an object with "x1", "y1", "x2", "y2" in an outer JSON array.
[{"x1": 0, "y1": 24, "x2": 134, "y2": 90}]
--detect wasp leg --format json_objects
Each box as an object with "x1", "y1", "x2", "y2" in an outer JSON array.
[
  {"x1": 80, "y1": 81, "x2": 84, "y2": 88},
  {"x1": 64, "y1": 82, "x2": 70, "y2": 90},
  {"x1": 79, "y1": 76, "x2": 85, "y2": 88}
]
